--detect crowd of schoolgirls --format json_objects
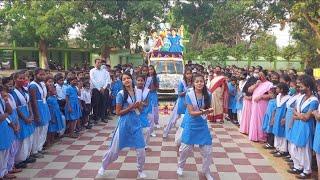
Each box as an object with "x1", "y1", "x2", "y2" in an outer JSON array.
[
  {"x1": 224, "y1": 66, "x2": 320, "y2": 179},
  {"x1": 0, "y1": 60, "x2": 165, "y2": 179}
]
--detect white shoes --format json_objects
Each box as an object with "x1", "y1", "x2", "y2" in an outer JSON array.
[
  {"x1": 151, "y1": 132, "x2": 156, "y2": 137},
  {"x1": 163, "y1": 134, "x2": 167, "y2": 138},
  {"x1": 138, "y1": 171, "x2": 147, "y2": 179},
  {"x1": 156, "y1": 124, "x2": 161, "y2": 129},
  {"x1": 205, "y1": 173, "x2": 214, "y2": 180},
  {"x1": 99, "y1": 168, "x2": 147, "y2": 179},
  {"x1": 98, "y1": 167, "x2": 105, "y2": 176},
  {"x1": 177, "y1": 167, "x2": 183, "y2": 176}
]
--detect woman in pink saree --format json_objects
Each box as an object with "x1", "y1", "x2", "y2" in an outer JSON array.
[
  {"x1": 239, "y1": 75, "x2": 258, "y2": 134},
  {"x1": 248, "y1": 70, "x2": 273, "y2": 142}
]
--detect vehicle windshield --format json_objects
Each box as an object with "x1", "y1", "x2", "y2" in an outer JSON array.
[{"x1": 150, "y1": 60, "x2": 183, "y2": 74}]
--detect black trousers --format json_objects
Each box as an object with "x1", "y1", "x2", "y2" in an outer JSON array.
[
  {"x1": 91, "y1": 88, "x2": 108, "y2": 121},
  {"x1": 267, "y1": 133, "x2": 274, "y2": 147}
]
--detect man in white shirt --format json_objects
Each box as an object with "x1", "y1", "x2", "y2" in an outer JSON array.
[{"x1": 90, "y1": 59, "x2": 111, "y2": 123}]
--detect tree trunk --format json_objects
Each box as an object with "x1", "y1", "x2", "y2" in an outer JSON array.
[
  {"x1": 39, "y1": 39, "x2": 49, "y2": 69},
  {"x1": 303, "y1": 13, "x2": 320, "y2": 40},
  {"x1": 101, "y1": 45, "x2": 111, "y2": 65}
]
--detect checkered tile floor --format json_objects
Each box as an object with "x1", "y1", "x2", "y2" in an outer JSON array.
[{"x1": 15, "y1": 115, "x2": 285, "y2": 180}]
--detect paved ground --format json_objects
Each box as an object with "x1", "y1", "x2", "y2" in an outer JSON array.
[{"x1": 15, "y1": 114, "x2": 302, "y2": 180}]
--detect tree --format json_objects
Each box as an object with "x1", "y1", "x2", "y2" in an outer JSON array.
[
  {"x1": 1, "y1": 1, "x2": 81, "y2": 68},
  {"x1": 79, "y1": 0, "x2": 164, "y2": 61},
  {"x1": 268, "y1": 0, "x2": 320, "y2": 67},
  {"x1": 202, "y1": 43, "x2": 228, "y2": 66},
  {"x1": 169, "y1": 0, "x2": 277, "y2": 51}
]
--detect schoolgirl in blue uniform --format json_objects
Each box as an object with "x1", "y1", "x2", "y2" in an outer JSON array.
[
  {"x1": 99, "y1": 72, "x2": 146, "y2": 179},
  {"x1": 11, "y1": 71, "x2": 36, "y2": 167},
  {"x1": 146, "y1": 65, "x2": 160, "y2": 136},
  {"x1": 177, "y1": 74, "x2": 214, "y2": 180},
  {"x1": 227, "y1": 76, "x2": 237, "y2": 124},
  {"x1": 262, "y1": 87, "x2": 277, "y2": 149},
  {"x1": 111, "y1": 70, "x2": 122, "y2": 114},
  {"x1": 163, "y1": 68, "x2": 192, "y2": 138},
  {"x1": 2, "y1": 76, "x2": 23, "y2": 174},
  {"x1": 135, "y1": 74, "x2": 152, "y2": 151},
  {"x1": 64, "y1": 76, "x2": 81, "y2": 138},
  {"x1": 29, "y1": 68, "x2": 50, "y2": 157},
  {"x1": 47, "y1": 85, "x2": 65, "y2": 146},
  {"x1": 312, "y1": 103, "x2": 320, "y2": 180},
  {"x1": 0, "y1": 85, "x2": 16, "y2": 179},
  {"x1": 236, "y1": 72, "x2": 247, "y2": 125},
  {"x1": 272, "y1": 83, "x2": 290, "y2": 157},
  {"x1": 287, "y1": 75, "x2": 319, "y2": 179},
  {"x1": 283, "y1": 79, "x2": 299, "y2": 162}
]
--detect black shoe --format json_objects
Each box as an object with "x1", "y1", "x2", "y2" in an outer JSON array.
[
  {"x1": 273, "y1": 152, "x2": 286, "y2": 157},
  {"x1": 39, "y1": 150, "x2": 49, "y2": 155},
  {"x1": 101, "y1": 119, "x2": 108, "y2": 123},
  {"x1": 106, "y1": 116, "x2": 112, "y2": 120},
  {"x1": 296, "y1": 172, "x2": 311, "y2": 179},
  {"x1": 85, "y1": 124, "x2": 92, "y2": 129},
  {"x1": 263, "y1": 144, "x2": 274, "y2": 149},
  {"x1": 23, "y1": 157, "x2": 36, "y2": 164},
  {"x1": 285, "y1": 158, "x2": 293, "y2": 162},
  {"x1": 287, "y1": 168, "x2": 303, "y2": 174},
  {"x1": 270, "y1": 150, "x2": 278, "y2": 154},
  {"x1": 15, "y1": 162, "x2": 27, "y2": 169}
]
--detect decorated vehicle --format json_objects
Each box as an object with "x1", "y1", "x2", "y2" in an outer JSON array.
[
  {"x1": 148, "y1": 51, "x2": 184, "y2": 96},
  {"x1": 144, "y1": 26, "x2": 185, "y2": 97}
]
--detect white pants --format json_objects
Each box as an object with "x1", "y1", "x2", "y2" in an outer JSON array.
[
  {"x1": 288, "y1": 141, "x2": 294, "y2": 157},
  {"x1": 274, "y1": 136, "x2": 287, "y2": 152},
  {"x1": 237, "y1": 109, "x2": 242, "y2": 125},
  {"x1": 291, "y1": 142, "x2": 312, "y2": 174},
  {"x1": 0, "y1": 149, "x2": 10, "y2": 178},
  {"x1": 101, "y1": 128, "x2": 145, "y2": 172},
  {"x1": 178, "y1": 143, "x2": 212, "y2": 174},
  {"x1": 8, "y1": 140, "x2": 19, "y2": 172},
  {"x1": 59, "y1": 115, "x2": 66, "y2": 136},
  {"x1": 175, "y1": 127, "x2": 183, "y2": 147},
  {"x1": 32, "y1": 125, "x2": 49, "y2": 154},
  {"x1": 15, "y1": 134, "x2": 34, "y2": 163},
  {"x1": 143, "y1": 127, "x2": 151, "y2": 147}
]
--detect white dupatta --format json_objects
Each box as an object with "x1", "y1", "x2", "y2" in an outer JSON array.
[
  {"x1": 188, "y1": 89, "x2": 207, "y2": 119},
  {"x1": 286, "y1": 94, "x2": 300, "y2": 108},
  {"x1": 296, "y1": 94, "x2": 319, "y2": 113},
  {"x1": 13, "y1": 88, "x2": 29, "y2": 107},
  {"x1": 276, "y1": 94, "x2": 291, "y2": 108},
  {"x1": 145, "y1": 77, "x2": 153, "y2": 89},
  {"x1": 0, "y1": 96, "x2": 11, "y2": 123},
  {"x1": 29, "y1": 81, "x2": 47, "y2": 104}
]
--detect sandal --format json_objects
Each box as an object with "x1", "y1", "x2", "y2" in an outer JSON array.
[
  {"x1": 145, "y1": 147, "x2": 152, "y2": 152},
  {"x1": 3, "y1": 174, "x2": 16, "y2": 179},
  {"x1": 296, "y1": 172, "x2": 311, "y2": 179},
  {"x1": 285, "y1": 158, "x2": 293, "y2": 162},
  {"x1": 263, "y1": 144, "x2": 274, "y2": 149},
  {"x1": 69, "y1": 133, "x2": 79, "y2": 139},
  {"x1": 9, "y1": 167, "x2": 22, "y2": 174},
  {"x1": 270, "y1": 150, "x2": 279, "y2": 154},
  {"x1": 287, "y1": 168, "x2": 303, "y2": 174},
  {"x1": 273, "y1": 152, "x2": 287, "y2": 157}
]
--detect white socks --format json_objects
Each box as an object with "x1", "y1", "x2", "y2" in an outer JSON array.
[
  {"x1": 138, "y1": 171, "x2": 147, "y2": 179},
  {"x1": 177, "y1": 167, "x2": 183, "y2": 176},
  {"x1": 205, "y1": 173, "x2": 214, "y2": 180},
  {"x1": 98, "y1": 167, "x2": 105, "y2": 176}
]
